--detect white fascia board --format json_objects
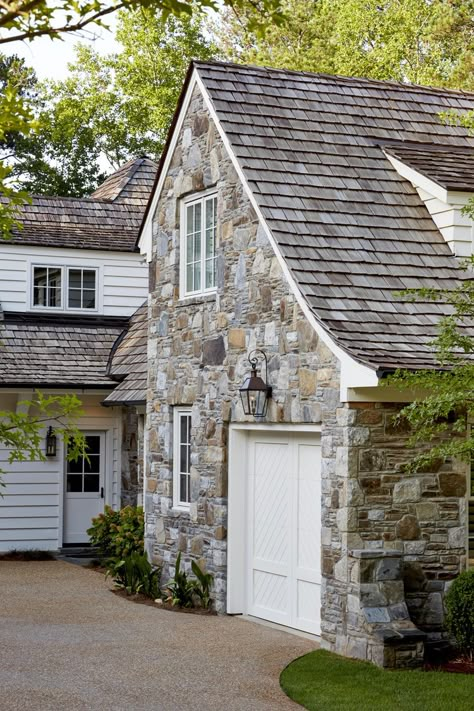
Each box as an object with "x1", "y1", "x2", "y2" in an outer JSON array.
[
  {"x1": 138, "y1": 75, "x2": 198, "y2": 262},
  {"x1": 384, "y1": 153, "x2": 449, "y2": 202},
  {"x1": 195, "y1": 70, "x2": 378, "y2": 400}
]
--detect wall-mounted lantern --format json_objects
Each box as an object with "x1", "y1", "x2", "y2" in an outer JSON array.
[
  {"x1": 45, "y1": 426, "x2": 57, "y2": 457},
  {"x1": 239, "y1": 349, "x2": 272, "y2": 418}
]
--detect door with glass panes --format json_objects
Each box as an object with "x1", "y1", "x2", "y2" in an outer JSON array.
[{"x1": 63, "y1": 432, "x2": 105, "y2": 544}]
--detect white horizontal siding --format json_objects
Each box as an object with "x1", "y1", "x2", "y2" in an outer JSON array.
[
  {"x1": 0, "y1": 396, "x2": 122, "y2": 551},
  {"x1": 0, "y1": 244, "x2": 147, "y2": 316},
  {"x1": 0, "y1": 439, "x2": 61, "y2": 551}
]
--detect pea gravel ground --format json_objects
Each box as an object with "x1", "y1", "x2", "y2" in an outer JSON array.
[{"x1": 0, "y1": 560, "x2": 316, "y2": 711}]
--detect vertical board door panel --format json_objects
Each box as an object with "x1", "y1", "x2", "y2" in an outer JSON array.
[{"x1": 246, "y1": 432, "x2": 321, "y2": 634}]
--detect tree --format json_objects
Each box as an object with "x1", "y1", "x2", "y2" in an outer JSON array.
[
  {"x1": 387, "y1": 264, "x2": 474, "y2": 473},
  {"x1": 217, "y1": 0, "x2": 474, "y2": 90},
  {"x1": 0, "y1": 392, "x2": 86, "y2": 486},
  {"x1": 41, "y1": 8, "x2": 217, "y2": 176}
]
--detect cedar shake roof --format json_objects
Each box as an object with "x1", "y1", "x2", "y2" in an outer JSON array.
[
  {"x1": 91, "y1": 157, "x2": 157, "y2": 206},
  {"x1": 193, "y1": 61, "x2": 474, "y2": 371},
  {"x1": 103, "y1": 303, "x2": 148, "y2": 406},
  {"x1": 0, "y1": 312, "x2": 128, "y2": 387},
  {"x1": 7, "y1": 157, "x2": 158, "y2": 252},
  {"x1": 383, "y1": 142, "x2": 474, "y2": 192}
]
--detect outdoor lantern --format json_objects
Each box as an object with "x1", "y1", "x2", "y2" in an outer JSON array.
[
  {"x1": 45, "y1": 426, "x2": 57, "y2": 457},
  {"x1": 239, "y1": 349, "x2": 272, "y2": 418}
]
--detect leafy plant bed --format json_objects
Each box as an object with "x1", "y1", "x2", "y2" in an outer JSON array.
[
  {"x1": 0, "y1": 549, "x2": 56, "y2": 561},
  {"x1": 111, "y1": 589, "x2": 216, "y2": 614},
  {"x1": 281, "y1": 649, "x2": 474, "y2": 711}
]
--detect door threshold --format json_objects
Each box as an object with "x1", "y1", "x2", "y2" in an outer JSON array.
[{"x1": 234, "y1": 614, "x2": 320, "y2": 644}]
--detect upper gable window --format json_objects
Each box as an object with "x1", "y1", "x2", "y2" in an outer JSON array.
[
  {"x1": 181, "y1": 192, "x2": 217, "y2": 297},
  {"x1": 31, "y1": 265, "x2": 98, "y2": 312}
]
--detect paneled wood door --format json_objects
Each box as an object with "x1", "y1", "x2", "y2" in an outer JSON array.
[{"x1": 246, "y1": 431, "x2": 321, "y2": 634}]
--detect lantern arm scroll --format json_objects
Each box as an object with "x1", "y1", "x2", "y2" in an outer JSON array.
[{"x1": 239, "y1": 349, "x2": 272, "y2": 418}]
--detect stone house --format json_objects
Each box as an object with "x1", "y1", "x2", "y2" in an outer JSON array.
[
  {"x1": 137, "y1": 60, "x2": 474, "y2": 668},
  {"x1": 0, "y1": 157, "x2": 156, "y2": 550}
]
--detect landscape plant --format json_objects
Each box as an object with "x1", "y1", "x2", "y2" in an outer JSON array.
[
  {"x1": 445, "y1": 569, "x2": 474, "y2": 660},
  {"x1": 87, "y1": 505, "x2": 144, "y2": 561},
  {"x1": 108, "y1": 551, "x2": 161, "y2": 598},
  {"x1": 165, "y1": 551, "x2": 214, "y2": 608}
]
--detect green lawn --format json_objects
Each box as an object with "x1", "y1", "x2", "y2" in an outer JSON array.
[{"x1": 280, "y1": 650, "x2": 474, "y2": 711}]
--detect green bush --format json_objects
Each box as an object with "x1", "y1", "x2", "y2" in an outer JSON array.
[
  {"x1": 445, "y1": 569, "x2": 474, "y2": 659},
  {"x1": 87, "y1": 505, "x2": 144, "y2": 561},
  {"x1": 108, "y1": 552, "x2": 160, "y2": 598},
  {"x1": 165, "y1": 552, "x2": 214, "y2": 609}
]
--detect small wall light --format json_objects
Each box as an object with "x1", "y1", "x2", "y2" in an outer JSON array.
[
  {"x1": 45, "y1": 426, "x2": 57, "y2": 457},
  {"x1": 239, "y1": 349, "x2": 272, "y2": 418}
]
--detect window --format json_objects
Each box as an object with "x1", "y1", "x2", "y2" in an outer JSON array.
[
  {"x1": 68, "y1": 268, "x2": 97, "y2": 309},
  {"x1": 66, "y1": 434, "x2": 102, "y2": 493},
  {"x1": 31, "y1": 265, "x2": 98, "y2": 311},
  {"x1": 173, "y1": 408, "x2": 192, "y2": 509},
  {"x1": 33, "y1": 266, "x2": 62, "y2": 308},
  {"x1": 182, "y1": 193, "x2": 217, "y2": 297}
]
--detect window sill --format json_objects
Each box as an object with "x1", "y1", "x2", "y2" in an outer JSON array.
[
  {"x1": 176, "y1": 293, "x2": 217, "y2": 308},
  {"x1": 171, "y1": 506, "x2": 191, "y2": 515}
]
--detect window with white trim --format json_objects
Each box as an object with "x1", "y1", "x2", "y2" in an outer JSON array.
[
  {"x1": 31, "y1": 265, "x2": 98, "y2": 312},
  {"x1": 67, "y1": 268, "x2": 97, "y2": 309},
  {"x1": 181, "y1": 192, "x2": 217, "y2": 297},
  {"x1": 33, "y1": 266, "x2": 62, "y2": 308},
  {"x1": 173, "y1": 407, "x2": 192, "y2": 509}
]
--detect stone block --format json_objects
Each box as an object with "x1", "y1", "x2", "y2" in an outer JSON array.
[
  {"x1": 396, "y1": 514, "x2": 421, "y2": 540},
  {"x1": 384, "y1": 581, "x2": 405, "y2": 604},
  {"x1": 344, "y1": 427, "x2": 370, "y2": 447},
  {"x1": 448, "y1": 526, "x2": 466, "y2": 548},
  {"x1": 346, "y1": 637, "x2": 368, "y2": 661},
  {"x1": 364, "y1": 607, "x2": 391, "y2": 624},
  {"x1": 375, "y1": 557, "x2": 401, "y2": 581},
  {"x1": 415, "y1": 502, "x2": 438, "y2": 521},
  {"x1": 343, "y1": 479, "x2": 365, "y2": 507},
  {"x1": 360, "y1": 584, "x2": 388, "y2": 606},
  {"x1": 202, "y1": 336, "x2": 226, "y2": 365},
  {"x1": 439, "y1": 472, "x2": 466, "y2": 497},
  {"x1": 359, "y1": 449, "x2": 388, "y2": 472},
  {"x1": 299, "y1": 368, "x2": 317, "y2": 397},
  {"x1": 393, "y1": 478, "x2": 422, "y2": 503}
]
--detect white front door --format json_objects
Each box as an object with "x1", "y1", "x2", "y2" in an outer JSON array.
[
  {"x1": 246, "y1": 431, "x2": 321, "y2": 634},
  {"x1": 63, "y1": 432, "x2": 105, "y2": 544}
]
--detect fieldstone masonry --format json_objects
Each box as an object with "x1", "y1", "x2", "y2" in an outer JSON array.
[{"x1": 145, "y1": 82, "x2": 469, "y2": 667}]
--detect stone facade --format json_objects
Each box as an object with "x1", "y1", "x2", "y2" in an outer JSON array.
[
  {"x1": 120, "y1": 408, "x2": 140, "y2": 506},
  {"x1": 144, "y1": 82, "x2": 469, "y2": 665},
  {"x1": 145, "y1": 85, "x2": 340, "y2": 611},
  {"x1": 320, "y1": 402, "x2": 467, "y2": 664}
]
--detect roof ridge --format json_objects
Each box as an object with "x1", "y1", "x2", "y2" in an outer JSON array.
[{"x1": 193, "y1": 59, "x2": 474, "y2": 100}]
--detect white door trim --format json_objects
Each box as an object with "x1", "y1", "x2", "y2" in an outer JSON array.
[{"x1": 227, "y1": 423, "x2": 322, "y2": 616}]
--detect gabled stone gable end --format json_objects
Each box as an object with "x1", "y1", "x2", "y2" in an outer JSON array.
[{"x1": 145, "y1": 81, "x2": 467, "y2": 669}]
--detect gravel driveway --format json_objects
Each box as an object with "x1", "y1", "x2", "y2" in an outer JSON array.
[{"x1": 0, "y1": 560, "x2": 316, "y2": 711}]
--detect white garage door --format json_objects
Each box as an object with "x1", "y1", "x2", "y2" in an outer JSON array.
[{"x1": 246, "y1": 431, "x2": 321, "y2": 635}]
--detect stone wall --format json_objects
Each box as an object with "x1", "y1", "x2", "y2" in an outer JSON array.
[
  {"x1": 120, "y1": 407, "x2": 140, "y2": 507},
  {"x1": 145, "y1": 84, "x2": 340, "y2": 611},
  {"x1": 321, "y1": 401, "x2": 468, "y2": 662}
]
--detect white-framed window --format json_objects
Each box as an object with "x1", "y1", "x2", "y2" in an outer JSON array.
[
  {"x1": 181, "y1": 191, "x2": 217, "y2": 297},
  {"x1": 173, "y1": 407, "x2": 192, "y2": 509},
  {"x1": 33, "y1": 265, "x2": 62, "y2": 308},
  {"x1": 67, "y1": 268, "x2": 97, "y2": 309},
  {"x1": 31, "y1": 265, "x2": 98, "y2": 312}
]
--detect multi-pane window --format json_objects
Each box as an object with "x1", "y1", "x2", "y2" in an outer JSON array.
[
  {"x1": 182, "y1": 193, "x2": 217, "y2": 296},
  {"x1": 33, "y1": 266, "x2": 62, "y2": 308},
  {"x1": 31, "y1": 265, "x2": 98, "y2": 311},
  {"x1": 66, "y1": 434, "x2": 101, "y2": 493},
  {"x1": 68, "y1": 268, "x2": 96, "y2": 309},
  {"x1": 173, "y1": 408, "x2": 192, "y2": 508}
]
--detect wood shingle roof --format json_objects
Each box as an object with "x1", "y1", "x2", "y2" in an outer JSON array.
[
  {"x1": 103, "y1": 303, "x2": 148, "y2": 406},
  {"x1": 195, "y1": 61, "x2": 474, "y2": 371}
]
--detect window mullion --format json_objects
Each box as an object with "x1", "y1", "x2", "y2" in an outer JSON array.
[{"x1": 201, "y1": 199, "x2": 206, "y2": 289}]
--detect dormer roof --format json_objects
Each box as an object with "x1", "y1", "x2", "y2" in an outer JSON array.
[{"x1": 6, "y1": 157, "x2": 158, "y2": 252}]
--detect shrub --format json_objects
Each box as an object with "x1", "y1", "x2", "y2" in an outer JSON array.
[
  {"x1": 87, "y1": 505, "x2": 144, "y2": 561},
  {"x1": 165, "y1": 552, "x2": 214, "y2": 609},
  {"x1": 108, "y1": 552, "x2": 160, "y2": 598},
  {"x1": 445, "y1": 569, "x2": 474, "y2": 659}
]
